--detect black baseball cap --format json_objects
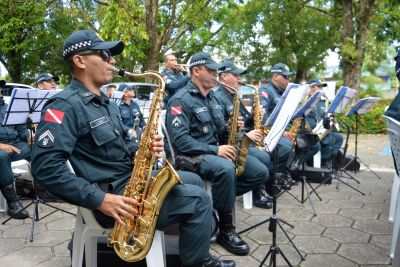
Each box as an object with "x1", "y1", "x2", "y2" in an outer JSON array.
[
  {"x1": 63, "y1": 29, "x2": 124, "y2": 59},
  {"x1": 219, "y1": 60, "x2": 247, "y2": 75},
  {"x1": 308, "y1": 78, "x2": 327, "y2": 87},
  {"x1": 35, "y1": 73, "x2": 59, "y2": 84},
  {"x1": 189, "y1": 52, "x2": 224, "y2": 70},
  {"x1": 270, "y1": 63, "x2": 294, "y2": 76}
]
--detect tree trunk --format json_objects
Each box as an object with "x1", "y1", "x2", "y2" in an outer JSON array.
[
  {"x1": 143, "y1": 0, "x2": 162, "y2": 71},
  {"x1": 339, "y1": 0, "x2": 375, "y2": 92},
  {"x1": 7, "y1": 50, "x2": 22, "y2": 83}
]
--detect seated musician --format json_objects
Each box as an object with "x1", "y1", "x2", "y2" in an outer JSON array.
[
  {"x1": 0, "y1": 89, "x2": 30, "y2": 219},
  {"x1": 31, "y1": 30, "x2": 234, "y2": 267},
  {"x1": 214, "y1": 59, "x2": 272, "y2": 209},
  {"x1": 35, "y1": 73, "x2": 59, "y2": 90},
  {"x1": 306, "y1": 79, "x2": 343, "y2": 168},
  {"x1": 166, "y1": 52, "x2": 269, "y2": 256}
]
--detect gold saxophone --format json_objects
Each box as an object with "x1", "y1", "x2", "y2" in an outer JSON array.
[
  {"x1": 108, "y1": 67, "x2": 183, "y2": 262},
  {"x1": 288, "y1": 88, "x2": 310, "y2": 144},
  {"x1": 220, "y1": 81, "x2": 253, "y2": 176}
]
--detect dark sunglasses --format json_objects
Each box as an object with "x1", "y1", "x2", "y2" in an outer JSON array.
[
  {"x1": 77, "y1": 50, "x2": 112, "y2": 62},
  {"x1": 280, "y1": 74, "x2": 289, "y2": 80}
]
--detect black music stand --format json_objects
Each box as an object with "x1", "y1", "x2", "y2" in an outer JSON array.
[
  {"x1": 1, "y1": 88, "x2": 75, "y2": 242},
  {"x1": 344, "y1": 97, "x2": 382, "y2": 179},
  {"x1": 240, "y1": 83, "x2": 308, "y2": 266}
]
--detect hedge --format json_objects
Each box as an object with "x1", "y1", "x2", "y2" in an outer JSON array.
[{"x1": 335, "y1": 98, "x2": 391, "y2": 134}]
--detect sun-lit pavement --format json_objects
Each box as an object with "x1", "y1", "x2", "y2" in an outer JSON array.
[{"x1": 0, "y1": 134, "x2": 395, "y2": 267}]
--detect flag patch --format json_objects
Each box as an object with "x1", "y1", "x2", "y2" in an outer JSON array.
[
  {"x1": 44, "y1": 109, "x2": 64, "y2": 124},
  {"x1": 261, "y1": 91, "x2": 269, "y2": 98},
  {"x1": 171, "y1": 106, "x2": 182, "y2": 115}
]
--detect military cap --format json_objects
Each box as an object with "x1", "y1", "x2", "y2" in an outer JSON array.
[
  {"x1": 118, "y1": 83, "x2": 134, "y2": 92},
  {"x1": 270, "y1": 63, "x2": 294, "y2": 76},
  {"x1": 35, "y1": 73, "x2": 59, "y2": 84},
  {"x1": 219, "y1": 59, "x2": 247, "y2": 75},
  {"x1": 63, "y1": 29, "x2": 124, "y2": 59},
  {"x1": 308, "y1": 78, "x2": 327, "y2": 87},
  {"x1": 189, "y1": 52, "x2": 224, "y2": 70}
]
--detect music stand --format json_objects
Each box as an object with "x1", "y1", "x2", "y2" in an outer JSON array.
[
  {"x1": 1, "y1": 88, "x2": 75, "y2": 242},
  {"x1": 344, "y1": 97, "x2": 382, "y2": 179},
  {"x1": 317, "y1": 86, "x2": 366, "y2": 195},
  {"x1": 110, "y1": 91, "x2": 123, "y2": 105},
  {"x1": 240, "y1": 83, "x2": 308, "y2": 266}
]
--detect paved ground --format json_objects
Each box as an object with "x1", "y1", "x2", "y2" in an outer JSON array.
[{"x1": 0, "y1": 134, "x2": 396, "y2": 267}]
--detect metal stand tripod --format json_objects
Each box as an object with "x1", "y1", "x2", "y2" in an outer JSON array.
[{"x1": 238, "y1": 149, "x2": 305, "y2": 266}]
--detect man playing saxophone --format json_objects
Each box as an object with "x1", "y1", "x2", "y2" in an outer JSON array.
[
  {"x1": 31, "y1": 30, "x2": 234, "y2": 267},
  {"x1": 166, "y1": 52, "x2": 268, "y2": 256},
  {"x1": 214, "y1": 60, "x2": 273, "y2": 209}
]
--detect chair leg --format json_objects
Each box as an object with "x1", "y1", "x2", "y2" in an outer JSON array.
[
  {"x1": 85, "y1": 235, "x2": 98, "y2": 267},
  {"x1": 146, "y1": 230, "x2": 165, "y2": 267},
  {"x1": 72, "y1": 210, "x2": 85, "y2": 267},
  {"x1": 389, "y1": 174, "x2": 399, "y2": 223},
  {"x1": 391, "y1": 187, "x2": 400, "y2": 261}
]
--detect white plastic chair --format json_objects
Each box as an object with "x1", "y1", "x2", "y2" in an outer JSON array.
[
  {"x1": 383, "y1": 115, "x2": 400, "y2": 266},
  {"x1": 67, "y1": 161, "x2": 166, "y2": 267},
  {"x1": 0, "y1": 160, "x2": 31, "y2": 213}
]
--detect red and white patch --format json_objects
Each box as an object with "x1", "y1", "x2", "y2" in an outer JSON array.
[
  {"x1": 44, "y1": 109, "x2": 65, "y2": 124},
  {"x1": 261, "y1": 91, "x2": 269, "y2": 98},
  {"x1": 171, "y1": 106, "x2": 182, "y2": 115}
]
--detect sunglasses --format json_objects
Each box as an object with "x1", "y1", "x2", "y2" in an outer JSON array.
[
  {"x1": 77, "y1": 50, "x2": 112, "y2": 62},
  {"x1": 280, "y1": 74, "x2": 289, "y2": 80}
]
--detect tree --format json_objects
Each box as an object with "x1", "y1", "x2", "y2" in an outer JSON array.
[{"x1": 95, "y1": 0, "x2": 232, "y2": 71}]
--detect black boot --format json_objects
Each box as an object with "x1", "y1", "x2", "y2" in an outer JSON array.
[
  {"x1": 183, "y1": 254, "x2": 235, "y2": 267},
  {"x1": 1, "y1": 184, "x2": 29, "y2": 219},
  {"x1": 216, "y1": 213, "x2": 250, "y2": 255},
  {"x1": 252, "y1": 187, "x2": 272, "y2": 209}
]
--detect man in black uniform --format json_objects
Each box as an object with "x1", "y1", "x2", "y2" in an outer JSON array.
[
  {"x1": 166, "y1": 52, "x2": 269, "y2": 256},
  {"x1": 214, "y1": 60, "x2": 272, "y2": 209},
  {"x1": 162, "y1": 53, "x2": 190, "y2": 105},
  {"x1": 31, "y1": 30, "x2": 234, "y2": 267},
  {"x1": 0, "y1": 87, "x2": 30, "y2": 219}
]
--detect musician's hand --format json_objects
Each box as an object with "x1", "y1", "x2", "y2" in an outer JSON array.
[
  {"x1": 97, "y1": 193, "x2": 140, "y2": 226},
  {"x1": 128, "y1": 129, "x2": 137, "y2": 139},
  {"x1": 0, "y1": 143, "x2": 21, "y2": 154},
  {"x1": 218, "y1": 145, "x2": 236, "y2": 161},
  {"x1": 152, "y1": 134, "x2": 164, "y2": 158},
  {"x1": 283, "y1": 131, "x2": 296, "y2": 144},
  {"x1": 237, "y1": 116, "x2": 244, "y2": 130},
  {"x1": 247, "y1": 130, "x2": 263, "y2": 143}
]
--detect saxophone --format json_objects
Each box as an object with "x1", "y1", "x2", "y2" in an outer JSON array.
[
  {"x1": 108, "y1": 68, "x2": 183, "y2": 262},
  {"x1": 220, "y1": 81, "x2": 253, "y2": 176}
]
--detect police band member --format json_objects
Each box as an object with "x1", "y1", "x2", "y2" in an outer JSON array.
[
  {"x1": 162, "y1": 53, "x2": 190, "y2": 105},
  {"x1": 0, "y1": 88, "x2": 30, "y2": 219},
  {"x1": 35, "y1": 73, "x2": 59, "y2": 90},
  {"x1": 306, "y1": 79, "x2": 343, "y2": 168},
  {"x1": 214, "y1": 60, "x2": 273, "y2": 209},
  {"x1": 258, "y1": 63, "x2": 298, "y2": 189},
  {"x1": 166, "y1": 52, "x2": 269, "y2": 256},
  {"x1": 31, "y1": 30, "x2": 234, "y2": 267}
]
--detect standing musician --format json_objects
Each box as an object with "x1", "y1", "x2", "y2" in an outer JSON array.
[
  {"x1": 31, "y1": 30, "x2": 234, "y2": 267},
  {"x1": 214, "y1": 59, "x2": 273, "y2": 209},
  {"x1": 166, "y1": 52, "x2": 269, "y2": 256},
  {"x1": 162, "y1": 53, "x2": 190, "y2": 105},
  {"x1": 306, "y1": 79, "x2": 343, "y2": 168}
]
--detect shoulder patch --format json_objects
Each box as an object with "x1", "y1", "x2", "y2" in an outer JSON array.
[
  {"x1": 44, "y1": 109, "x2": 65, "y2": 124},
  {"x1": 37, "y1": 130, "x2": 55, "y2": 147},
  {"x1": 172, "y1": 117, "x2": 182, "y2": 128},
  {"x1": 261, "y1": 91, "x2": 269, "y2": 98},
  {"x1": 171, "y1": 106, "x2": 182, "y2": 115}
]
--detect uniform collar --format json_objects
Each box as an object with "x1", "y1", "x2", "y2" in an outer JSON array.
[
  {"x1": 71, "y1": 79, "x2": 110, "y2": 105},
  {"x1": 187, "y1": 80, "x2": 213, "y2": 100}
]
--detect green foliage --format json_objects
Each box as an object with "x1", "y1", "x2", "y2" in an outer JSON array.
[{"x1": 336, "y1": 99, "x2": 391, "y2": 134}]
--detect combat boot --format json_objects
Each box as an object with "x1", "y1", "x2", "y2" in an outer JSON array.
[
  {"x1": 252, "y1": 187, "x2": 272, "y2": 209},
  {"x1": 1, "y1": 184, "x2": 29, "y2": 219},
  {"x1": 216, "y1": 212, "x2": 250, "y2": 255},
  {"x1": 183, "y1": 254, "x2": 235, "y2": 267}
]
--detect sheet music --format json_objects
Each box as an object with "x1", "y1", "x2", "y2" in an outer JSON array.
[
  {"x1": 293, "y1": 91, "x2": 322, "y2": 119},
  {"x1": 327, "y1": 86, "x2": 357, "y2": 114},
  {"x1": 110, "y1": 91, "x2": 123, "y2": 105},
  {"x1": 263, "y1": 83, "x2": 309, "y2": 152},
  {"x1": 346, "y1": 97, "x2": 380, "y2": 116},
  {"x1": 2, "y1": 88, "x2": 58, "y2": 125}
]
